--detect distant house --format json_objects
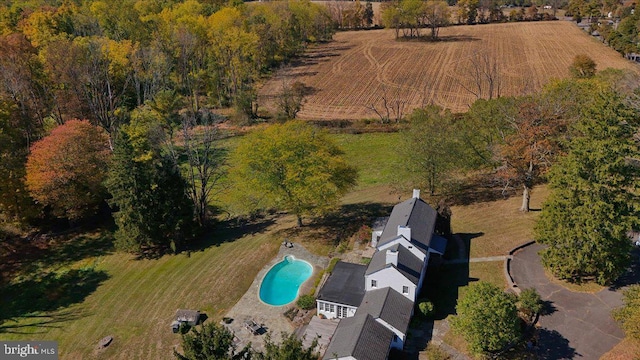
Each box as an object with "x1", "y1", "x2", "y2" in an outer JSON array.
[
  {"x1": 317, "y1": 261, "x2": 367, "y2": 319},
  {"x1": 318, "y1": 189, "x2": 445, "y2": 359},
  {"x1": 322, "y1": 314, "x2": 394, "y2": 360}
]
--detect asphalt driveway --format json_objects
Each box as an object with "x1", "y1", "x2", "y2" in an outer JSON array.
[{"x1": 511, "y1": 243, "x2": 628, "y2": 360}]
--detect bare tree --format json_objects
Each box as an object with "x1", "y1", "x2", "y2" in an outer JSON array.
[
  {"x1": 366, "y1": 85, "x2": 407, "y2": 124},
  {"x1": 276, "y1": 75, "x2": 308, "y2": 120},
  {"x1": 457, "y1": 50, "x2": 502, "y2": 101},
  {"x1": 181, "y1": 111, "x2": 227, "y2": 226}
]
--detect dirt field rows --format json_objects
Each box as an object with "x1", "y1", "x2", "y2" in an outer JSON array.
[{"x1": 258, "y1": 21, "x2": 639, "y2": 120}]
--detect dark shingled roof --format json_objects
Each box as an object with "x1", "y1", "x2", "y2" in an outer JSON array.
[
  {"x1": 357, "y1": 287, "x2": 413, "y2": 336},
  {"x1": 317, "y1": 261, "x2": 367, "y2": 307},
  {"x1": 322, "y1": 314, "x2": 393, "y2": 360},
  {"x1": 366, "y1": 244, "x2": 423, "y2": 285},
  {"x1": 378, "y1": 197, "x2": 437, "y2": 253}
]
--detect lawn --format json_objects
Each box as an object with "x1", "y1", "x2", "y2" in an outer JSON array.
[
  {"x1": 0, "y1": 221, "x2": 284, "y2": 359},
  {"x1": 451, "y1": 185, "x2": 549, "y2": 258}
]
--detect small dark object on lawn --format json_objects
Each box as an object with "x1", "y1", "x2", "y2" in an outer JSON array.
[{"x1": 98, "y1": 336, "x2": 113, "y2": 349}]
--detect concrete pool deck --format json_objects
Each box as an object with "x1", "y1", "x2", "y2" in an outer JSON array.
[{"x1": 223, "y1": 242, "x2": 329, "y2": 352}]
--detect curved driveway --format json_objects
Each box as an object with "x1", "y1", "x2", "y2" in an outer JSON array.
[{"x1": 511, "y1": 243, "x2": 625, "y2": 360}]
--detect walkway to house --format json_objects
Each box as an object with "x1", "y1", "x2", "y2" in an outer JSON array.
[
  {"x1": 510, "y1": 242, "x2": 629, "y2": 359},
  {"x1": 223, "y1": 242, "x2": 329, "y2": 353}
]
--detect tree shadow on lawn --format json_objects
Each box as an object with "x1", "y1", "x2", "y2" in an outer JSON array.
[
  {"x1": 422, "y1": 262, "x2": 471, "y2": 320},
  {"x1": 0, "y1": 230, "x2": 114, "y2": 286},
  {"x1": 0, "y1": 267, "x2": 109, "y2": 333},
  {"x1": 303, "y1": 202, "x2": 393, "y2": 246},
  {"x1": 0, "y1": 311, "x2": 82, "y2": 335},
  {"x1": 188, "y1": 217, "x2": 277, "y2": 253}
]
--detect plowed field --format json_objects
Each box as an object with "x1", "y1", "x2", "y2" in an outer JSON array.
[{"x1": 257, "y1": 21, "x2": 639, "y2": 120}]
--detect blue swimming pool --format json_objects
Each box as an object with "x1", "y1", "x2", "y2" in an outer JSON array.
[{"x1": 259, "y1": 255, "x2": 313, "y2": 306}]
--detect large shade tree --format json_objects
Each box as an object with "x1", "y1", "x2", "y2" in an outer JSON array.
[
  {"x1": 536, "y1": 90, "x2": 639, "y2": 285},
  {"x1": 25, "y1": 119, "x2": 110, "y2": 221},
  {"x1": 228, "y1": 121, "x2": 357, "y2": 227}
]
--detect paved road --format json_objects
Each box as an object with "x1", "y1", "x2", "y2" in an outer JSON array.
[{"x1": 511, "y1": 243, "x2": 626, "y2": 360}]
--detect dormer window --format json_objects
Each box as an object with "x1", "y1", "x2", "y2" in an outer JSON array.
[{"x1": 371, "y1": 279, "x2": 377, "y2": 288}]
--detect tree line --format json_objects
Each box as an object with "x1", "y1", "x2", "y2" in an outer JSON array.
[
  {"x1": 0, "y1": 0, "x2": 343, "y2": 255},
  {"x1": 381, "y1": 0, "x2": 558, "y2": 40}
]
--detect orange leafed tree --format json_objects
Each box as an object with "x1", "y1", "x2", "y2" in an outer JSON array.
[
  {"x1": 497, "y1": 101, "x2": 566, "y2": 212},
  {"x1": 25, "y1": 119, "x2": 111, "y2": 220}
]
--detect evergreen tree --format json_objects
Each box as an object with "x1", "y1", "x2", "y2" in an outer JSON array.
[
  {"x1": 106, "y1": 131, "x2": 195, "y2": 255},
  {"x1": 536, "y1": 90, "x2": 639, "y2": 285}
]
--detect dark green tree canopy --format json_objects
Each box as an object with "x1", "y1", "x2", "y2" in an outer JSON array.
[
  {"x1": 228, "y1": 120, "x2": 357, "y2": 226},
  {"x1": 536, "y1": 90, "x2": 639, "y2": 285},
  {"x1": 450, "y1": 281, "x2": 521, "y2": 355},
  {"x1": 106, "y1": 129, "x2": 195, "y2": 255}
]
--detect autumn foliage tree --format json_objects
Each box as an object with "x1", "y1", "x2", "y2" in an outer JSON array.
[
  {"x1": 497, "y1": 99, "x2": 567, "y2": 212},
  {"x1": 25, "y1": 119, "x2": 111, "y2": 221}
]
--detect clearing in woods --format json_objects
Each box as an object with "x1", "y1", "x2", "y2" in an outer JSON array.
[{"x1": 258, "y1": 21, "x2": 639, "y2": 120}]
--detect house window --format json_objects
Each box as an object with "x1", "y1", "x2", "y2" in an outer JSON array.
[
  {"x1": 402, "y1": 286, "x2": 409, "y2": 294},
  {"x1": 371, "y1": 279, "x2": 377, "y2": 288},
  {"x1": 328, "y1": 304, "x2": 335, "y2": 312},
  {"x1": 319, "y1": 302, "x2": 324, "y2": 311},
  {"x1": 337, "y1": 306, "x2": 347, "y2": 318}
]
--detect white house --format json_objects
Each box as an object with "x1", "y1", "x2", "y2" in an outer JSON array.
[{"x1": 319, "y1": 189, "x2": 445, "y2": 359}]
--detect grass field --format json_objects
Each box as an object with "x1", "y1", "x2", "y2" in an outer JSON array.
[{"x1": 258, "y1": 21, "x2": 638, "y2": 120}]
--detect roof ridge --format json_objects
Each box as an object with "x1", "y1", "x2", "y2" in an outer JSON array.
[{"x1": 351, "y1": 314, "x2": 373, "y2": 354}]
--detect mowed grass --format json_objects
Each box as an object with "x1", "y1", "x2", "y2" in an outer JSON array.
[
  {"x1": 331, "y1": 132, "x2": 401, "y2": 189},
  {"x1": 1, "y1": 225, "x2": 283, "y2": 359},
  {"x1": 451, "y1": 185, "x2": 550, "y2": 258}
]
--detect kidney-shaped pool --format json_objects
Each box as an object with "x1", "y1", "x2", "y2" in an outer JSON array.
[{"x1": 259, "y1": 255, "x2": 313, "y2": 306}]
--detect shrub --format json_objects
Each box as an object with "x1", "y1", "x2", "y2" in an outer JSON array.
[
  {"x1": 297, "y1": 295, "x2": 316, "y2": 310},
  {"x1": 418, "y1": 299, "x2": 435, "y2": 318},
  {"x1": 450, "y1": 282, "x2": 521, "y2": 355}
]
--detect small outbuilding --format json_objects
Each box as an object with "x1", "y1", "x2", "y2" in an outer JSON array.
[{"x1": 171, "y1": 309, "x2": 200, "y2": 333}]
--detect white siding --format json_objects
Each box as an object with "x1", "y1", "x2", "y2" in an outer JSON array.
[
  {"x1": 365, "y1": 268, "x2": 417, "y2": 301},
  {"x1": 317, "y1": 300, "x2": 358, "y2": 320}
]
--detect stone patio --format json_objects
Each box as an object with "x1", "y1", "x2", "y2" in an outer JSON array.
[{"x1": 223, "y1": 242, "x2": 329, "y2": 352}]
